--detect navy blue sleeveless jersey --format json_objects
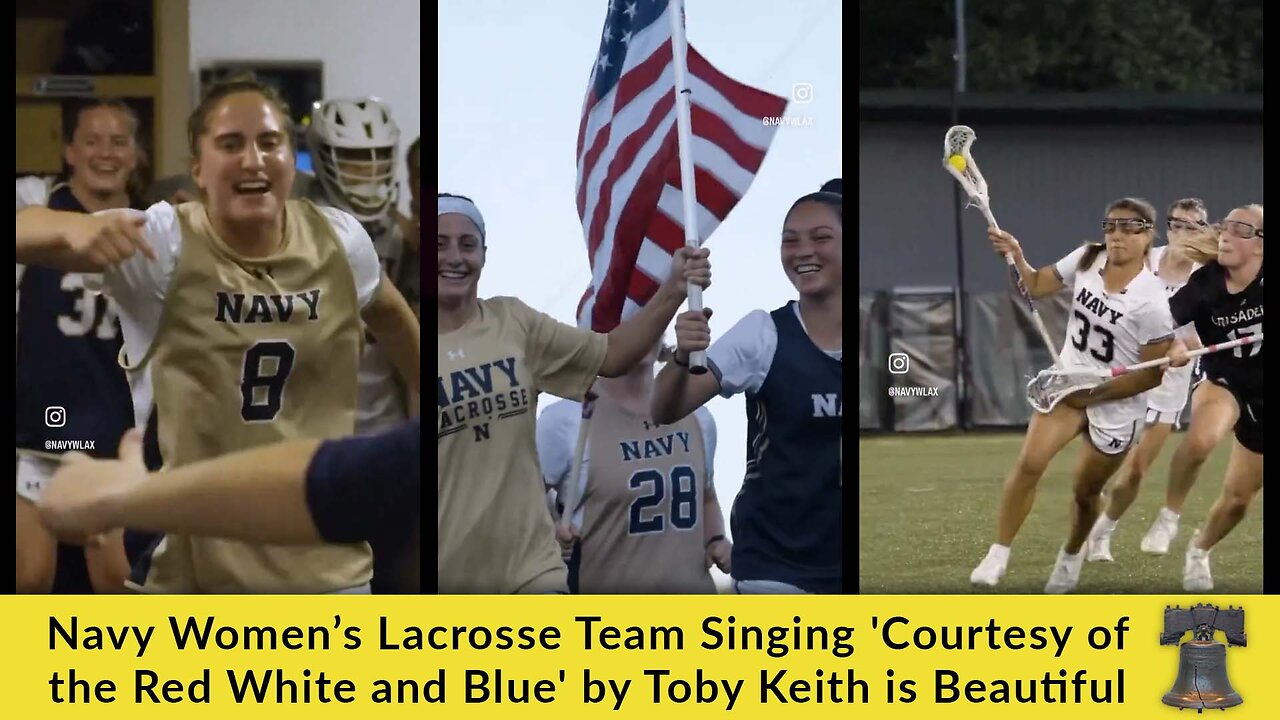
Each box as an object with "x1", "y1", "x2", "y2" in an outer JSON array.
[
  {"x1": 16, "y1": 186, "x2": 134, "y2": 458},
  {"x1": 729, "y1": 304, "x2": 842, "y2": 592}
]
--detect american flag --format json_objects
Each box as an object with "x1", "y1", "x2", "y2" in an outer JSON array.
[{"x1": 574, "y1": 0, "x2": 788, "y2": 332}]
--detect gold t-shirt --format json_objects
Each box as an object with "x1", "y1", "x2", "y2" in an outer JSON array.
[{"x1": 437, "y1": 297, "x2": 607, "y2": 593}]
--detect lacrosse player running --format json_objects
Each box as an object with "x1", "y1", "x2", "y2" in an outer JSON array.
[
  {"x1": 537, "y1": 342, "x2": 730, "y2": 594},
  {"x1": 970, "y1": 198, "x2": 1175, "y2": 593},
  {"x1": 1085, "y1": 198, "x2": 1219, "y2": 561},
  {"x1": 1134, "y1": 216, "x2": 1264, "y2": 560},
  {"x1": 437, "y1": 194, "x2": 711, "y2": 593},
  {"x1": 652, "y1": 188, "x2": 843, "y2": 594},
  {"x1": 1165, "y1": 205, "x2": 1264, "y2": 591}
]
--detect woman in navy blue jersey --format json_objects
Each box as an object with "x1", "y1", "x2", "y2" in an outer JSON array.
[
  {"x1": 15, "y1": 99, "x2": 147, "y2": 594},
  {"x1": 1164, "y1": 204, "x2": 1264, "y2": 591},
  {"x1": 651, "y1": 185, "x2": 843, "y2": 594}
]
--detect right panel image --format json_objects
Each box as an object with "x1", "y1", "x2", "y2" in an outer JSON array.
[{"x1": 858, "y1": 1, "x2": 1263, "y2": 595}]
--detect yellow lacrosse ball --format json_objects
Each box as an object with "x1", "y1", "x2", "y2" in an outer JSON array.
[{"x1": 948, "y1": 154, "x2": 967, "y2": 172}]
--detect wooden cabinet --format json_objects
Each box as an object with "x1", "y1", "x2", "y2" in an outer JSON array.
[
  {"x1": 15, "y1": 0, "x2": 190, "y2": 179},
  {"x1": 14, "y1": 101, "x2": 64, "y2": 174}
]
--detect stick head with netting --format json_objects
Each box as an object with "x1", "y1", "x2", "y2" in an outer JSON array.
[
  {"x1": 1025, "y1": 366, "x2": 1107, "y2": 414},
  {"x1": 943, "y1": 125, "x2": 996, "y2": 223}
]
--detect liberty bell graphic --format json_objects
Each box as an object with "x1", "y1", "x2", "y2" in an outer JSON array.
[{"x1": 1160, "y1": 604, "x2": 1246, "y2": 712}]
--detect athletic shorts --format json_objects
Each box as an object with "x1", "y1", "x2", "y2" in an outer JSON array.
[
  {"x1": 1198, "y1": 377, "x2": 1264, "y2": 455},
  {"x1": 1081, "y1": 416, "x2": 1142, "y2": 457},
  {"x1": 15, "y1": 452, "x2": 57, "y2": 503}
]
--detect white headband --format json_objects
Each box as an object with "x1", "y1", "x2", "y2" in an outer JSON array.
[{"x1": 438, "y1": 196, "x2": 485, "y2": 240}]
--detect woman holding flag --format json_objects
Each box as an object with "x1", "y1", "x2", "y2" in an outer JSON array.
[
  {"x1": 436, "y1": 193, "x2": 711, "y2": 593},
  {"x1": 651, "y1": 187, "x2": 844, "y2": 594}
]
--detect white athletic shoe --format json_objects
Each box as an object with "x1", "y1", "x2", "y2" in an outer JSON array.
[
  {"x1": 1183, "y1": 532, "x2": 1214, "y2": 592},
  {"x1": 1086, "y1": 534, "x2": 1113, "y2": 563},
  {"x1": 1086, "y1": 517, "x2": 1116, "y2": 562},
  {"x1": 970, "y1": 545, "x2": 1009, "y2": 587},
  {"x1": 1141, "y1": 507, "x2": 1180, "y2": 555},
  {"x1": 1044, "y1": 548, "x2": 1084, "y2": 594}
]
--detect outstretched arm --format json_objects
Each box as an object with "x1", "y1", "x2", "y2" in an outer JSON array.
[
  {"x1": 600, "y1": 247, "x2": 711, "y2": 377},
  {"x1": 39, "y1": 421, "x2": 421, "y2": 545},
  {"x1": 16, "y1": 206, "x2": 154, "y2": 272}
]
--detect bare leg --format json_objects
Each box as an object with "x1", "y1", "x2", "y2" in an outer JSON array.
[
  {"x1": 1066, "y1": 442, "x2": 1129, "y2": 554},
  {"x1": 1196, "y1": 440, "x2": 1263, "y2": 550},
  {"x1": 1044, "y1": 431, "x2": 1132, "y2": 593},
  {"x1": 1184, "y1": 439, "x2": 1262, "y2": 591},
  {"x1": 975, "y1": 405, "x2": 1084, "y2": 587},
  {"x1": 995, "y1": 406, "x2": 1085, "y2": 545},
  {"x1": 16, "y1": 495, "x2": 57, "y2": 594},
  {"x1": 1105, "y1": 422, "x2": 1173, "y2": 520},
  {"x1": 1166, "y1": 382, "x2": 1238, "y2": 513}
]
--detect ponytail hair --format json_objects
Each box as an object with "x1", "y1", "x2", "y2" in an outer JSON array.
[
  {"x1": 1174, "y1": 226, "x2": 1220, "y2": 265},
  {"x1": 1078, "y1": 242, "x2": 1106, "y2": 271}
]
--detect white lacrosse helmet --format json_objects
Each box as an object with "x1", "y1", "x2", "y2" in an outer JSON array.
[{"x1": 307, "y1": 98, "x2": 401, "y2": 223}]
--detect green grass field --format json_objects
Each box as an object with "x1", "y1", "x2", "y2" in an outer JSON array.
[{"x1": 858, "y1": 432, "x2": 1263, "y2": 594}]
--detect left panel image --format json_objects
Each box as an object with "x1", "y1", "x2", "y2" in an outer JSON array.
[{"x1": 15, "y1": 0, "x2": 423, "y2": 595}]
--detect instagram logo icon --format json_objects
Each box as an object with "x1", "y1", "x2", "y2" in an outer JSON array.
[{"x1": 888, "y1": 353, "x2": 910, "y2": 375}]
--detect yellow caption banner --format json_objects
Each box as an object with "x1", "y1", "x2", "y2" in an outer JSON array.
[{"x1": 0, "y1": 595, "x2": 1275, "y2": 718}]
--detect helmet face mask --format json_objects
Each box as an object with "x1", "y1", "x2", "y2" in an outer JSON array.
[
  {"x1": 324, "y1": 145, "x2": 397, "y2": 217},
  {"x1": 308, "y1": 98, "x2": 400, "y2": 223}
]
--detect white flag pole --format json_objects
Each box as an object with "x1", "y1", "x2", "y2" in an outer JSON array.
[
  {"x1": 668, "y1": 0, "x2": 708, "y2": 374},
  {"x1": 555, "y1": 389, "x2": 597, "y2": 540}
]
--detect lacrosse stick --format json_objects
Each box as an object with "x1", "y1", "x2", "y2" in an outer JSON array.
[
  {"x1": 943, "y1": 125, "x2": 1062, "y2": 368},
  {"x1": 1026, "y1": 334, "x2": 1263, "y2": 414}
]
